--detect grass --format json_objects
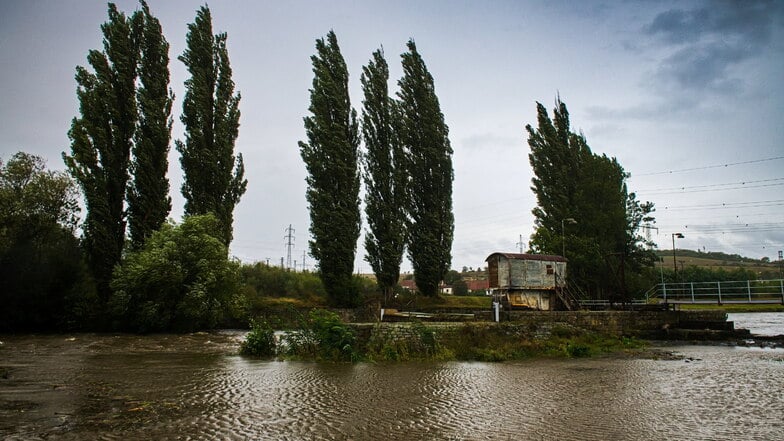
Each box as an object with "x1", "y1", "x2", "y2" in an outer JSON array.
[
  {"x1": 393, "y1": 294, "x2": 492, "y2": 310},
  {"x1": 677, "y1": 303, "x2": 784, "y2": 313}
]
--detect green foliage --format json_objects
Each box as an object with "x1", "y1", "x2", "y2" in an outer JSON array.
[
  {"x1": 0, "y1": 152, "x2": 96, "y2": 331},
  {"x1": 564, "y1": 342, "x2": 591, "y2": 357},
  {"x1": 128, "y1": 0, "x2": 173, "y2": 250},
  {"x1": 398, "y1": 40, "x2": 454, "y2": 297},
  {"x1": 63, "y1": 3, "x2": 141, "y2": 298},
  {"x1": 410, "y1": 321, "x2": 439, "y2": 356},
  {"x1": 0, "y1": 152, "x2": 80, "y2": 239},
  {"x1": 177, "y1": 5, "x2": 247, "y2": 247},
  {"x1": 659, "y1": 265, "x2": 759, "y2": 284},
  {"x1": 299, "y1": 30, "x2": 362, "y2": 308},
  {"x1": 525, "y1": 99, "x2": 657, "y2": 299},
  {"x1": 282, "y1": 309, "x2": 358, "y2": 361},
  {"x1": 240, "y1": 263, "x2": 327, "y2": 316},
  {"x1": 240, "y1": 319, "x2": 277, "y2": 357},
  {"x1": 452, "y1": 279, "x2": 469, "y2": 296},
  {"x1": 437, "y1": 323, "x2": 646, "y2": 361},
  {"x1": 364, "y1": 321, "x2": 450, "y2": 362},
  {"x1": 361, "y1": 48, "x2": 407, "y2": 306},
  {"x1": 110, "y1": 214, "x2": 241, "y2": 332},
  {"x1": 658, "y1": 249, "x2": 768, "y2": 264}
]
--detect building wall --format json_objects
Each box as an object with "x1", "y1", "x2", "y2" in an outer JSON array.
[{"x1": 489, "y1": 255, "x2": 566, "y2": 290}]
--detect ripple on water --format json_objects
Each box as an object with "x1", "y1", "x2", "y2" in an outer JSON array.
[{"x1": 2, "y1": 334, "x2": 784, "y2": 440}]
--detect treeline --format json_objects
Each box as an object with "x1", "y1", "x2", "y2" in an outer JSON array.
[
  {"x1": 656, "y1": 249, "x2": 774, "y2": 265},
  {"x1": 0, "y1": 152, "x2": 250, "y2": 332},
  {"x1": 1, "y1": 2, "x2": 246, "y2": 332},
  {"x1": 1, "y1": 2, "x2": 457, "y2": 331}
]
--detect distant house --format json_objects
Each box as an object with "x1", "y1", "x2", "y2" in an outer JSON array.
[
  {"x1": 440, "y1": 284, "x2": 453, "y2": 295},
  {"x1": 399, "y1": 279, "x2": 417, "y2": 291},
  {"x1": 485, "y1": 252, "x2": 569, "y2": 310},
  {"x1": 466, "y1": 279, "x2": 489, "y2": 295}
]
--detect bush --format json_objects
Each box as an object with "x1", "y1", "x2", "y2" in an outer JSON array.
[
  {"x1": 110, "y1": 214, "x2": 241, "y2": 332},
  {"x1": 565, "y1": 342, "x2": 591, "y2": 357},
  {"x1": 240, "y1": 320, "x2": 276, "y2": 357},
  {"x1": 282, "y1": 309, "x2": 357, "y2": 361}
]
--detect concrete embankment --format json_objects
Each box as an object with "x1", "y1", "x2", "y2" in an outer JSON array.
[{"x1": 349, "y1": 310, "x2": 750, "y2": 347}]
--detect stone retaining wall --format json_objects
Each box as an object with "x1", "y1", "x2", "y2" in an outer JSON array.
[{"x1": 348, "y1": 310, "x2": 729, "y2": 346}]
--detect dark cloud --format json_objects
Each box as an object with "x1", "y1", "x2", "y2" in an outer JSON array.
[{"x1": 645, "y1": 0, "x2": 781, "y2": 94}]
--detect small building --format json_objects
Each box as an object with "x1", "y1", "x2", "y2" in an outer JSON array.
[
  {"x1": 466, "y1": 279, "x2": 490, "y2": 295},
  {"x1": 399, "y1": 279, "x2": 417, "y2": 291},
  {"x1": 485, "y1": 252, "x2": 568, "y2": 310}
]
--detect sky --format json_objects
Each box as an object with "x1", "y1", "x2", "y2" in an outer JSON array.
[{"x1": 1, "y1": 0, "x2": 783, "y2": 273}]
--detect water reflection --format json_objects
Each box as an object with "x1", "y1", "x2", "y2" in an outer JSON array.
[{"x1": 1, "y1": 332, "x2": 783, "y2": 440}]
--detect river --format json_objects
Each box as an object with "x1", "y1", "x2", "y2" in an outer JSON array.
[{"x1": 1, "y1": 313, "x2": 783, "y2": 440}]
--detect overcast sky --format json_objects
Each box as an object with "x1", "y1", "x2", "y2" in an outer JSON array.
[{"x1": 1, "y1": 0, "x2": 783, "y2": 272}]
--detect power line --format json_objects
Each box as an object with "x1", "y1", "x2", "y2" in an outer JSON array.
[
  {"x1": 637, "y1": 177, "x2": 784, "y2": 195},
  {"x1": 633, "y1": 155, "x2": 784, "y2": 177},
  {"x1": 660, "y1": 199, "x2": 784, "y2": 211}
]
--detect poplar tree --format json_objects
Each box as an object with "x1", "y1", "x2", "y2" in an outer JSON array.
[
  {"x1": 361, "y1": 48, "x2": 406, "y2": 305},
  {"x1": 299, "y1": 31, "x2": 362, "y2": 307},
  {"x1": 397, "y1": 40, "x2": 454, "y2": 297},
  {"x1": 127, "y1": 0, "x2": 173, "y2": 250},
  {"x1": 63, "y1": 3, "x2": 140, "y2": 298},
  {"x1": 526, "y1": 99, "x2": 656, "y2": 298},
  {"x1": 177, "y1": 5, "x2": 246, "y2": 247}
]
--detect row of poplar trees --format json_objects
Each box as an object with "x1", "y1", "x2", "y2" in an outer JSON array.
[
  {"x1": 300, "y1": 32, "x2": 454, "y2": 307},
  {"x1": 64, "y1": 2, "x2": 246, "y2": 300}
]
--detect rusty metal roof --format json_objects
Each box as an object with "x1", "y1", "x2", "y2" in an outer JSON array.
[{"x1": 485, "y1": 252, "x2": 567, "y2": 263}]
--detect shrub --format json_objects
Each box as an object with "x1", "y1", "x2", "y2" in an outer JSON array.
[
  {"x1": 240, "y1": 320, "x2": 277, "y2": 357},
  {"x1": 110, "y1": 214, "x2": 241, "y2": 332},
  {"x1": 282, "y1": 309, "x2": 358, "y2": 361},
  {"x1": 565, "y1": 342, "x2": 591, "y2": 357}
]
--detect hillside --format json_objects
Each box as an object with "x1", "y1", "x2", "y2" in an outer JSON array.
[{"x1": 655, "y1": 249, "x2": 782, "y2": 276}]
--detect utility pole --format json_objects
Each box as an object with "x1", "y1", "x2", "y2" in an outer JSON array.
[
  {"x1": 672, "y1": 232, "x2": 684, "y2": 279},
  {"x1": 284, "y1": 224, "x2": 295, "y2": 270},
  {"x1": 302, "y1": 250, "x2": 307, "y2": 272},
  {"x1": 516, "y1": 235, "x2": 524, "y2": 253},
  {"x1": 561, "y1": 218, "x2": 577, "y2": 258}
]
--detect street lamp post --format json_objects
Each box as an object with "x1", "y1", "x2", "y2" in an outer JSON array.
[
  {"x1": 562, "y1": 218, "x2": 577, "y2": 258},
  {"x1": 672, "y1": 233, "x2": 684, "y2": 279}
]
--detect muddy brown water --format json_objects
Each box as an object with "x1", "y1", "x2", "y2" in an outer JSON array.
[{"x1": 1, "y1": 321, "x2": 783, "y2": 440}]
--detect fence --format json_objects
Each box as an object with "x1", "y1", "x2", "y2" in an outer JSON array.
[{"x1": 646, "y1": 279, "x2": 784, "y2": 304}]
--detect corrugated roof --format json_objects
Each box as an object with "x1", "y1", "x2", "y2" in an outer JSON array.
[{"x1": 485, "y1": 252, "x2": 567, "y2": 263}]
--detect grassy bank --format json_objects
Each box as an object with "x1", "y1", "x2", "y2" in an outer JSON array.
[
  {"x1": 677, "y1": 304, "x2": 784, "y2": 313},
  {"x1": 392, "y1": 294, "x2": 492, "y2": 310}
]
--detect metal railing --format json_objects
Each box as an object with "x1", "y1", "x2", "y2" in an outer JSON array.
[
  {"x1": 646, "y1": 279, "x2": 784, "y2": 304},
  {"x1": 578, "y1": 299, "x2": 648, "y2": 307}
]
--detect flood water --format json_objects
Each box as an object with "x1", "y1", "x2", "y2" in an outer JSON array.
[
  {"x1": 2, "y1": 315, "x2": 783, "y2": 440},
  {"x1": 728, "y1": 312, "x2": 784, "y2": 337}
]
